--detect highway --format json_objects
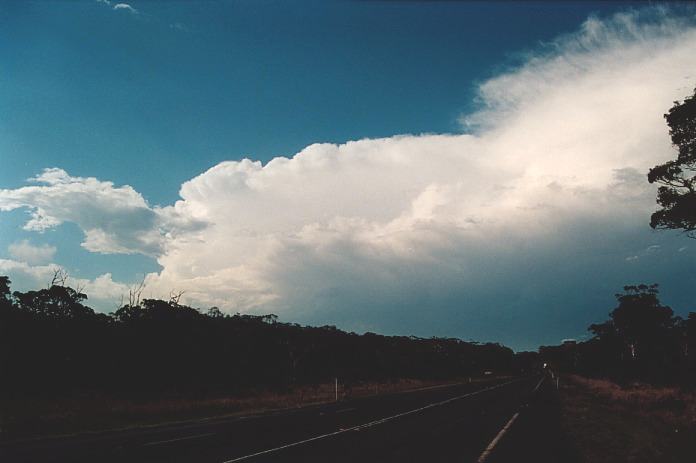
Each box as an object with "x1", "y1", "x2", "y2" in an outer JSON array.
[{"x1": 1, "y1": 375, "x2": 560, "y2": 463}]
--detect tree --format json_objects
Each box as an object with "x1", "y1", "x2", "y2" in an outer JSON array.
[
  {"x1": 596, "y1": 284, "x2": 683, "y2": 382},
  {"x1": 609, "y1": 285, "x2": 674, "y2": 360},
  {"x1": 14, "y1": 284, "x2": 93, "y2": 320},
  {"x1": 0, "y1": 276, "x2": 13, "y2": 310},
  {"x1": 686, "y1": 312, "x2": 696, "y2": 358},
  {"x1": 207, "y1": 306, "x2": 224, "y2": 318},
  {"x1": 648, "y1": 88, "x2": 696, "y2": 235}
]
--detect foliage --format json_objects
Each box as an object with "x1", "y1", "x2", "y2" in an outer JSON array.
[
  {"x1": 0, "y1": 276, "x2": 516, "y2": 399},
  {"x1": 541, "y1": 284, "x2": 695, "y2": 386},
  {"x1": 648, "y1": 88, "x2": 696, "y2": 235}
]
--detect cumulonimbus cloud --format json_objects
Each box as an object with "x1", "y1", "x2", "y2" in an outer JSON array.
[{"x1": 1, "y1": 8, "x2": 695, "y2": 343}]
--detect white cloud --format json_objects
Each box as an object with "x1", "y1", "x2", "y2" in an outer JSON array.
[
  {"x1": 646, "y1": 244, "x2": 661, "y2": 253},
  {"x1": 0, "y1": 169, "x2": 160, "y2": 255},
  {"x1": 0, "y1": 168, "x2": 201, "y2": 256},
  {"x1": 8, "y1": 240, "x2": 56, "y2": 265},
  {"x1": 169, "y1": 23, "x2": 187, "y2": 32},
  {"x1": 113, "y1": 3, "x2": 137, "y2": 14},
  {"x1": 139, "y1": 9, "x2": 696, "y2": 314},
  {"x1": 1, "y1": 8, "x2": 696, "y2": 340},
  {"x1": 97, "y1": 1, "x2": 138, "y2": 15}
]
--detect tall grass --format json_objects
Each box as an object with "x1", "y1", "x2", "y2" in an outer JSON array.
[
  {"x1": 567, "y1": 375, "x2": 695, "y2": 423},
  {"x1": 559, "y1": 375, "x2": 696, "y2": 463}
]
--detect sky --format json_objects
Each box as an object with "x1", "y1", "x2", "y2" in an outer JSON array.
[{"x1": 1, "y1": 1, "x2": 696, "y2": 351}]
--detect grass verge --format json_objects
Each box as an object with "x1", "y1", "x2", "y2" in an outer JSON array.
[{"x1": 558, "y1": 375, "x2": 696, "y2": 463}]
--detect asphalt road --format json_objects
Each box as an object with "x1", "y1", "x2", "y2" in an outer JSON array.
[{"x1": 1, "y1": 375, "x2": 554, "y2": 463}]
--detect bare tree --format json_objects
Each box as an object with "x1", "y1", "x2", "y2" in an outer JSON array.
[
  {"x1": 127, "y1": 278, "x2": 146, "y2": 307},
  {"x1": 74, "y1": 280, "x2": 86, "y2": 295},
  {"x1": 169, "y1": 289, "x2": 185, "y2": 306},
  {"x1": 49, "y1": 268, "x2": 68, "y2": 288}
]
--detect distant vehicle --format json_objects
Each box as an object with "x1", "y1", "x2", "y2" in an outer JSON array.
[{"x1": 484, "y1": 371, "x2": 493, "y2": 376}]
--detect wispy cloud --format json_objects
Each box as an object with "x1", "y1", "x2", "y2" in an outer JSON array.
[
  {"x1": 97, "y1": 0, "x2": 138, "y2": 15},
  {"x1": 113, "y1": 3, "x2": 137, "y2": 14},
  {"x1": 169, "y1": 22, "x2": 188, "y2": 32}
]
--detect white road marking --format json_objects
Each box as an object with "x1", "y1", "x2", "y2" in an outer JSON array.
[
  {"x1": 142, "y1": 432, "x2": 216, "y2": 447},
  {"x1": 533, "y1": 375, "x2": 545, "y2": 393},
  {"x1": 476, "y1": 374, "x2": 544, "y2": 462},
  {"x1": 476, "y1": 411, "x2": 520, "y2": 463},
  {"x1": 221, "y1": 377, "x2": 528, "y2": 462},
  {"x1": 398, "y1": 381, "x2": 467, "y2": 393}
]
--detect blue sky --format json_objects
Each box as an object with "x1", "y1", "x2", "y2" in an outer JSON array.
[
  {"x1": 2, "y1": 1, "x2": 637, "y2": 200},
  {"x1": 2, "y1": 1, "x2": 696, "y2": 350}
]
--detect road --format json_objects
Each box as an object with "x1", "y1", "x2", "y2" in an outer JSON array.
[{"x1": 1, "y1": 375, "x2": 559, "y2": 463}]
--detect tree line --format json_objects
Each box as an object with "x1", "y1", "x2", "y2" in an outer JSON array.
[
  {"x1": 540, "y1": 284, "x2": 696, "y2": 386},
  {"x1": 0, "y1": 276, "x2": 520, "y2": 400}
]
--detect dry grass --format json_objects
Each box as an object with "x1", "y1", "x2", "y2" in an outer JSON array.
[
  {"x1": 568, "y1": 376, "x2": 696, "y2": 423},
  {"x1": 559, "y1": 375, "x2": 696, "y2": 463},
  {"x1": 0, "y1": 377, "x2": 478, "y2": 441}
]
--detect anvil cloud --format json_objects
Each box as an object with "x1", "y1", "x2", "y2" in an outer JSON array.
[{"x1": 1, "y1": 9, "x2": 695, "y2": 346}]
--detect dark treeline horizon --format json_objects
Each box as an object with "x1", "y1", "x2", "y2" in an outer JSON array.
[
  {"x1": 4, "y1": 272, "x2": 696, "y2": 402},
  {"x1": 541, "y1": 284, "x2": 696, "y2": 387},
  {"x1": 0, "y1": 276, "x2": 524, "y2": 400}
]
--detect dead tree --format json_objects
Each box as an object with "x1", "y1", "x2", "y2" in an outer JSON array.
[
  {"x1": 127, "y1": 278, "x2": 146, "y2": 307},
  {"x1": 49, "y1": 268, "x2": 68, "y2": 288},
  {"x1": 169, "y1": 289, "x2": 185, "y2": 306}
]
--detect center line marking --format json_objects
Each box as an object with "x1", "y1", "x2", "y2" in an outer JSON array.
[
  {"x1": 221, "y1": 377, "x2": 530, "y2": 462},
  {"x1": 142, "y1": 432, "x2": 215, "y2": 447}
]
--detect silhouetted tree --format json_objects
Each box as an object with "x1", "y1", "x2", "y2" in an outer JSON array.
[
  {"x1": 609, "y1": 285, "x2": 677, "y2": 378},
  {"x1": 207, "y1": 306, "x2": 224, "y2": 318},
  {"x1": 681, "y1": 312, "x2": 696, "y2": 384},
  {"x1": 0, "y1": 276, "x2": 13, "y2": 312},
  {"x1": 543, "y1": 284, "x2": 690, "y2": 385},
  {"x1": 648, "y1": 87, "x2": 696, "y2": 235},
  {"x1": 0, "y1": 275, "x2": 521, "y2": 400},
  {"x1": 13, "y1": 284, "x2": 94, "y2": 320}
]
